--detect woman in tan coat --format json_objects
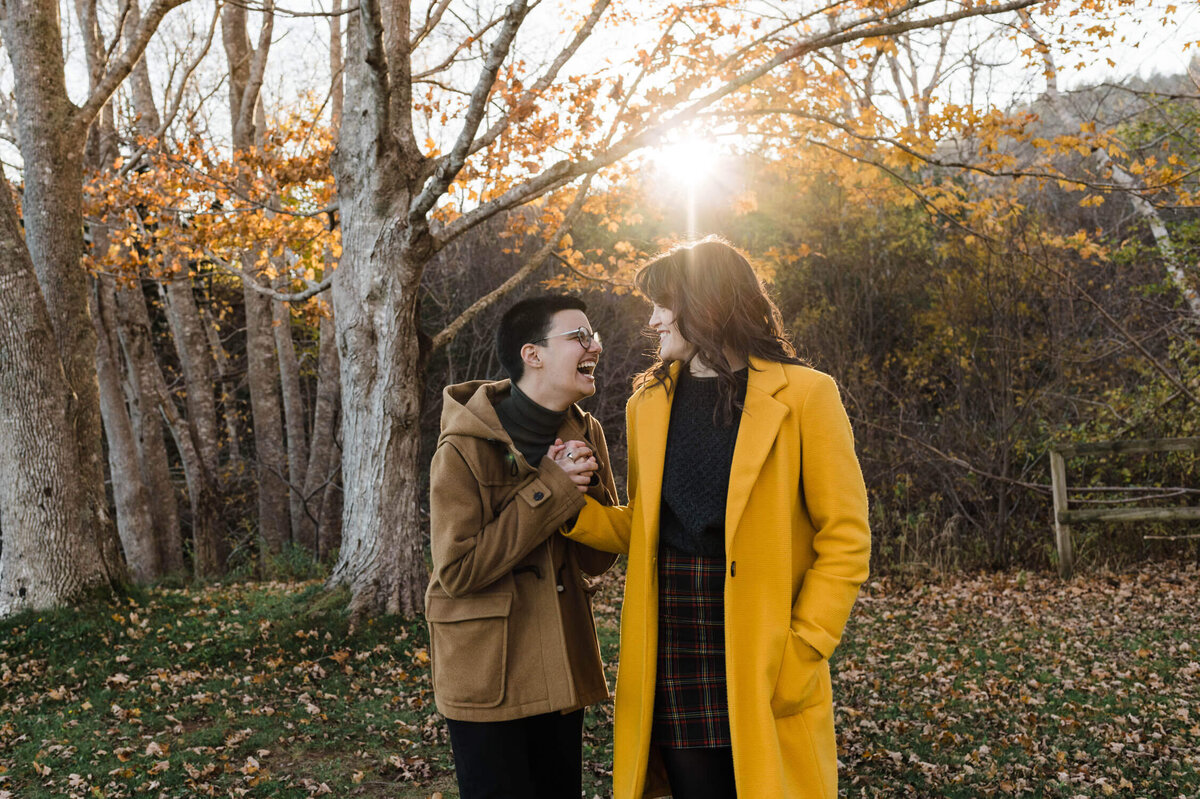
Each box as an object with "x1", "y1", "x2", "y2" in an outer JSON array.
[{"x1": 562, "y1": 237, "x2": 871, "y2": 799}]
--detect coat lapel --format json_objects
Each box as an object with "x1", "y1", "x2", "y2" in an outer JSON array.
[
  {"x1": 724, "y1": 358, "x2": 789, "y2": 551},
  {"x1": 634, "y1": 364, "x2": 678, "y2": 552}
]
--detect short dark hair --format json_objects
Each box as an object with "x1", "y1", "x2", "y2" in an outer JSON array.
[{"x1": 497, "y1": 294, "x2": 587, "y2": 381}]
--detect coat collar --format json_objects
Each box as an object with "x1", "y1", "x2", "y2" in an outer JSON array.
[
  {"x1": 631, "y1": 363, "x2": 678, "y2": 549},
  {"x1": 725, "y1": 358, "x2": 789, "y2": 549},
  {"x1": 634, "y1": 358, "x2": 790, "y2": 551}
]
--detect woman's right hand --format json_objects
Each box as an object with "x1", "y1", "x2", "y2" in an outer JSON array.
[{"x1": 548, "y1": 438, "x2": 598, "y2": 493}]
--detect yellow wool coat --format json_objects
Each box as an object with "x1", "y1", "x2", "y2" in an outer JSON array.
[{"x1": 564, "y1": 358, "x2": 871, "y2": 799}]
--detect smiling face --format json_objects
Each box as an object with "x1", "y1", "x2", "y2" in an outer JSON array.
[
  {"x1": 648, "y1": 302, "x2": 696, "y2": 364},
  {"x1": 517, "y1": 309, "x2": 602, "y2": 410}
]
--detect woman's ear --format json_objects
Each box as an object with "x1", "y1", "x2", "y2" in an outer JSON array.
[{"x1": 520, "y1": 342, "x2": 541, "y2": 371}]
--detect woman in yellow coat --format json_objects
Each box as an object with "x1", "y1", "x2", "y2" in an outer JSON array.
[{"x1": 561, "y1": 237, "x2": 871, "y2": 798}]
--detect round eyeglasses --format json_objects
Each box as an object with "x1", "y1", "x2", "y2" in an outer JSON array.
[{"x1": 532, "y1": 327, "x2": 601, "y2": 350}]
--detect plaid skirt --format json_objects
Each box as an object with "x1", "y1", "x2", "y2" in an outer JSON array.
[{"x1": 651, "y1": 546, "x2": 732, "y2": 748}]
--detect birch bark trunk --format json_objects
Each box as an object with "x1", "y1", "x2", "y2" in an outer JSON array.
[{"x1": 1019, "y1": 9, "x2": 1200, "y2": 318}]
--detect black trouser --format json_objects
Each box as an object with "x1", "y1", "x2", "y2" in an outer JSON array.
[
  {"x1": 661, "y1": 745, "x2": 737, "y2": 799},
  {"x1": 446, "y1": 708, "x2": 584, "y2": 799}
]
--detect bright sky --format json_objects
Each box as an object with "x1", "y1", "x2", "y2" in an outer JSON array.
[{"x1": 1, "y1": 0, "x2": 1196, "y2": 177}]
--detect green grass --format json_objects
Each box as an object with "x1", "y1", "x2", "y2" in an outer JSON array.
[{"x1": 1, "y1": 563, "x2": 1196, "y2": 798}]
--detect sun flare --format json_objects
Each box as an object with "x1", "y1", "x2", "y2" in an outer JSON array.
[{"x1": 651, "y1": 136, "x2": 718, "y2": 187}]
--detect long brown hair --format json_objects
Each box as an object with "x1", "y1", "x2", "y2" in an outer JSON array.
[{"x1": 634, "y1": 235, "x2": 804, "y2": 424}]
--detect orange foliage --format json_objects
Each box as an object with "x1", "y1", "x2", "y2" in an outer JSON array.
[{"x1": 83, "y1": 97, "x2": 338, "y2": 324}]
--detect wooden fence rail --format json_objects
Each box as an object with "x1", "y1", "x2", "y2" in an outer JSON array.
[{"x1": 1050, "y1": 437, "x2": 1200, "y2": 578}]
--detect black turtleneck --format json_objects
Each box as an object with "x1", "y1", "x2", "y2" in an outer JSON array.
[{"x1": 494, "y1": 382, "x2": 567, "y2": 467}]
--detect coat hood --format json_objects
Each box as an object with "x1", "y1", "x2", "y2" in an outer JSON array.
[
  {"x1": 439, "y1": 379, "x2": 511, "y2": 444},
  {"x1": 439, "y1": 378, "x2": 593, "y2": 446}
]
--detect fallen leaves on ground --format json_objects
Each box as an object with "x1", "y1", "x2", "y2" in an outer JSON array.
[
  {"x1": 835, "y1": 562, "x2": 1199, "y2": 798},
  {"x1": 0, "y1": 563, "x2": 1195, "y2": 798}
]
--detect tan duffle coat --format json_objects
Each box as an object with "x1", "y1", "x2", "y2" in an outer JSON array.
[
  {"x1": 425, "y1": 379, "x2": 617, "y2": 722},
  {"x1": 564, "y1": 359, "x2": 871, "y2": 799}
]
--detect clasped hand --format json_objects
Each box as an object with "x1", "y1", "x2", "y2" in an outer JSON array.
[{"x1": 547, "y1": 438, "x2": 597, "y2": 493}]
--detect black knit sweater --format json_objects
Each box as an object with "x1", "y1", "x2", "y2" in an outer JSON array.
[{"x1": 658, "y1": 368, "x2": 748, "y2": 557}]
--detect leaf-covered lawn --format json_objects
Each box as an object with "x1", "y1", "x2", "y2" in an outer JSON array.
[
  {"x1": 1, "y1": 564, "x2": 1196, "y2": 798},
  {"x1": 836, "y1": 564, "x2": 1199, "y2": 798}
]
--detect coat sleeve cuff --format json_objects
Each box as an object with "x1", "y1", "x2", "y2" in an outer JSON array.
[
  {"x1": 791, "y1": 568, "x2": 864, "y2": 658},
  {"x1": 533, "y1": 459, "x2": 588, "y2": 526}
]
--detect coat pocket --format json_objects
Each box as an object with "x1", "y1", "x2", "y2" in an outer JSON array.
[
  {"x1": 427, "y1": 593, "x2": 513, "y2": 708},
  {"x1": 770, "y1": 630, "x2": 829, "y2": 718}
]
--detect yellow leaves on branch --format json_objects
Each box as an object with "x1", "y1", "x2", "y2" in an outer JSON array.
[{"x1": 83, "y1": 102, "x2": 337, "y2": 307}]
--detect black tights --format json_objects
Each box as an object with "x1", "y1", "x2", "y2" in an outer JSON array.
[
  {"x1": 661, "y1": 746, "x2": 737, "y2": 799},
  {"x1": 445, "y1": 709, "x2": 583, "y2": 799}
]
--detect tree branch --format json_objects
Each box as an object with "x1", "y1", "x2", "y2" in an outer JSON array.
[
  {"x1": 120, "y1": 2, "x2": 223, "y2": 177},
  {"x1": 356, "y1": 0, "x2": 393, "y2": 146},
  {"x1": 430, "y1": 172, "x2": 595, "y2": 353},
  {"x1": 466, "y1": 0, "x2": 610, "y2": 156},
  {"x1": 411, "y1": 0, "x2": 452, "y2": 49},
  {"x1": 437, "y1": 0, "x2": 1044, "y2": 243},
  {"x1": 73, "y1": 0, "x2": 190, "y2": 137},
  {"x1": 205, "y1": 248, "x2": 335, "y2": 302},
  {"x1": 719, "y1": 107, "x2": 1200, "y2": 194},
  {"x1": 235, "y1": 0, "x2": 275, "y2": 140},
  {"x1": 1040, "y1": 260, "x2": 1200, "y2": 408},
  {"x1": 409, "y1": 0, "x2": 532, "y2": 223},
  {"x1": 412, "y1": 12, "x2": 503, "y2": 80}
]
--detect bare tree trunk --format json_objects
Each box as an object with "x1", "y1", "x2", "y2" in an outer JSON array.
[
  {"x1": 313, "y1": 0, "x2": 345, "y2": 567},
  {"x1": 161, "y1": 272, "x2": 222, "y2": 474},
  {"x1": 200, "y1": 304, "x2": 244, "y2": 464},
  {"x1": 327, "y1": 213, "x2": 428, "y2": 617},
  {"x1": 114, "y1": 282, "x2": 185, "y2": 573},
  {"x1": 0, "y1": 181, "x2": 117, "y2": 613},
  {"x1": 160, "y1": 271, "x2": 227, "y2": 574},
  {"x1": 92, "y1": 275, "x2": 161, "y2": 582},
  {"x1": 330, "y1": 0, "x2": 344, "y2": 130},
  {"x1": 326, "y1": 2, "x2": 429, "y2": 615},
  {"x1": 243, "y1": 274, "x2": 292, "y2": 553},
  {"x1": 119, "y1": 285, "x2": 227, "y2": 578},
  {"x1": 318, "y1": 440, "x2": 343, "y2": 562},
  {"x1": 75, "y1": 0, "x2": 162, "y2": 584},
  {"x1": 123, "y1": 0, "x2": 163, "y2": 139},
  {"x1": 299, "y1": 314, "x2": 340, "y2": 553},
  {"x1": 323, "y1": 0, "x2": 465, "y2": 619},
  {"x1": 223, "y1": 0, "x2": 290, "y2": 556},
  {"x1": 0, "y1": 6, "x2": 126, "y2": 604},
  {"x1": 274, "y1": 292, "x2": 309, "y2": 545},
  {"x1": 155, "y1": 387, "x2": 226, "y2": 580}
]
